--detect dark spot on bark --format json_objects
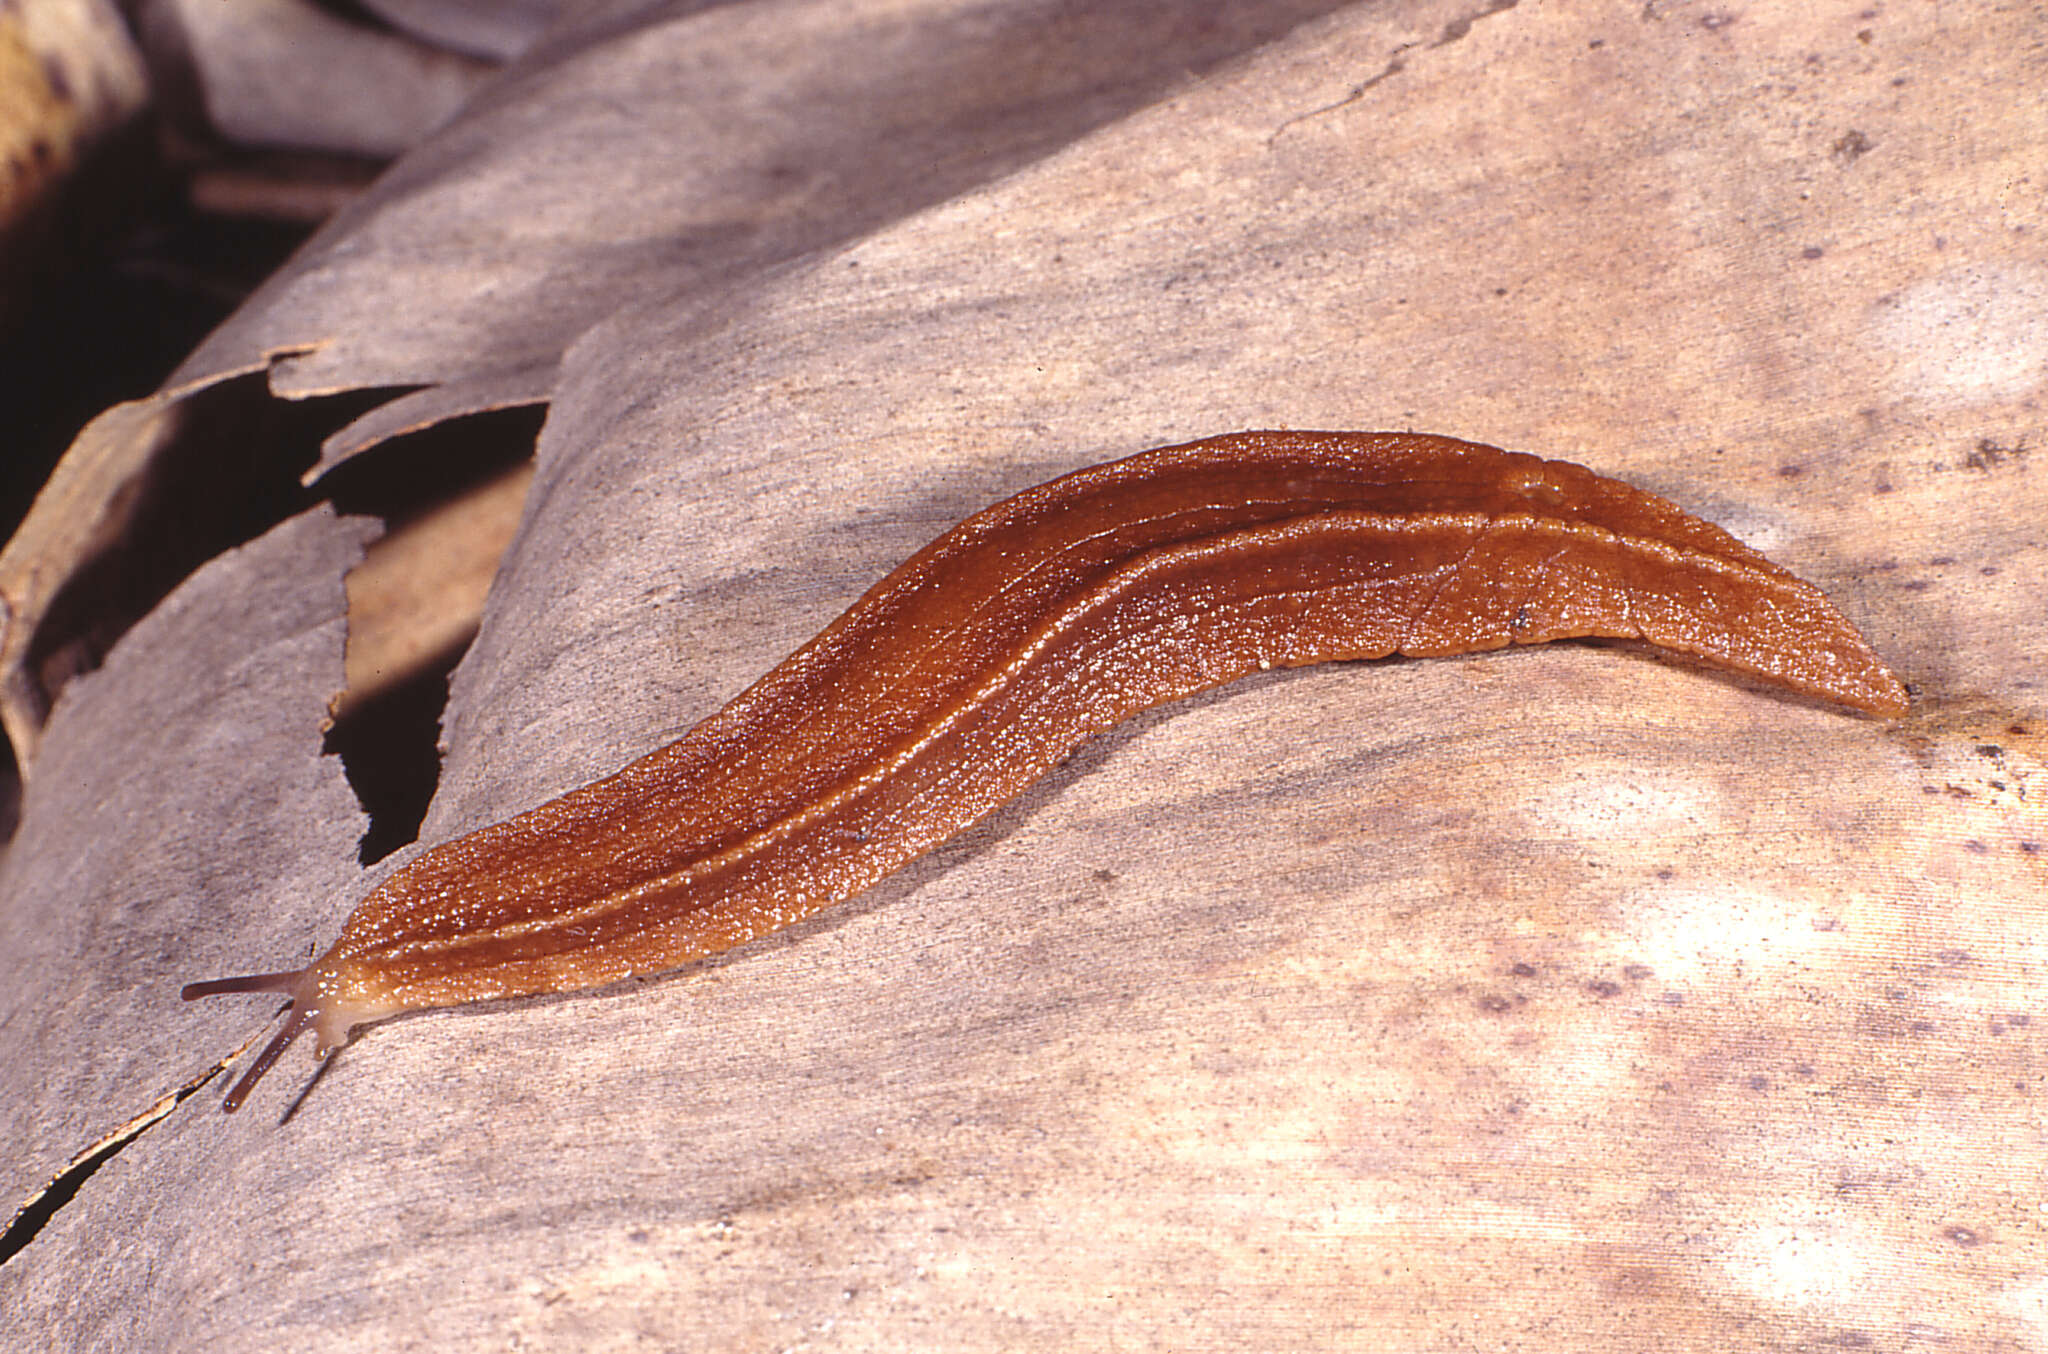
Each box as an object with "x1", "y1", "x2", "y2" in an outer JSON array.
[
  {"x1": 1944, "y1": 1225, "x2": 1982, "y2": 1247},
  {"x1": 1832, "y1": 129, "x2": 1873, "y2": 165},
  {"x1": 41, "y1": 56, "x2": 71, "y2": 103},
  {"x1": 1965, "y1": 438, "x2": 2026, "y2": 471},
  {"x1": 1511, "y1": 962, "x2": 1538, "y2": 978}
]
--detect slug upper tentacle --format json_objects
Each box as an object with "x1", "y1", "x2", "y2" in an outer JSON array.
[{"x1": 184, "y1": 431, "x2": 1906, "y2": 1110}]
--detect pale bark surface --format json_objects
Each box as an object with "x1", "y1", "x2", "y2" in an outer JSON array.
[{"x1": 1, "y1": 2, "x2": 2043, "y2": 1350}]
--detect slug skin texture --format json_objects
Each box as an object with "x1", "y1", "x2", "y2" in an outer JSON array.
[{"x1": 184, "y1": 431, "x2": 1907, "y2": 1109}]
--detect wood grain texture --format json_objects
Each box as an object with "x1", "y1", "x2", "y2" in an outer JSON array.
[{"x1": 1, "y1": 2, "x2": 2041, "y2": 1350}]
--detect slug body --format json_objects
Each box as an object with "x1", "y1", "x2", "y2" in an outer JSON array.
[{"x1": 186, "y1": 431, "x2": 1906, "y2": 1108}]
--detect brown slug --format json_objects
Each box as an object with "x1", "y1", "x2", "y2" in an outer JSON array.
[{"x1": 184, "y1": 431, "x2": 1907, "y2": 1110}]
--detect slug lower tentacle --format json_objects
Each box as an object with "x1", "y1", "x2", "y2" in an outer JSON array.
[{"x1": 184, "y1": 430, "x2": 1907, "y2": 1110}]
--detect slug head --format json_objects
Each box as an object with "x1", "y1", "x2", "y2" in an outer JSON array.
[{"x1": 181, "y1": 955, "x2": 393, "y2": 1111}]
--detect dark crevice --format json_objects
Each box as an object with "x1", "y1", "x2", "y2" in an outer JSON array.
[
  {"x1": 0, "y1": 735, "x2": 18, "y2": 844},
  {"x1": 319, "y1": 402, "x2": 542, "y2": 528},
  {"x1": 16, "y1": 388, "x2": 541, "y2": 859},
  {"x1": 324, "y1": 634, "x2": 470, "y2": 864},
  {"x1": 19, "y1": 376, "x2": 409, "y2": 734},
  {"x1": 320, "y1": 404, "x2": 546, "y2": 862},
  {"x1": 304, "y1": 0, "x2": 413, "y2": 38},
  {"x1": 0, "y1": 1140, "x2": 125, "y2": 1269},
  {"x1": 0, "y1": 1072, "x2": 213, "y2": 1269}
]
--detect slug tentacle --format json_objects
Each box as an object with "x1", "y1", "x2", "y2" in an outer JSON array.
[
  {"x1": 184, "y1": 960, "x2": 407, "y2": 1109},
  {"x1": 220, "y1": 1005, "x2": 319, "y2": 1112},
  {"x1": 180, "y1": 970, "x2": 303, "y2": 1001},
  {"x1": 182, "y1": 971, "x2": 309, "y2": 1111},
  {"x1": 182, "y1": 431, "x2": 1908, "y2": 1111}
]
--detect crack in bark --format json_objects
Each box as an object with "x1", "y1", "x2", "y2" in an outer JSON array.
[
  {"x1": 1265, "y1": 44, "x2": 1418, "y2": 144},
  {"x1": 1266, "y1": 0, "x2": 1522, "y2": 145},
  {"x1": 0, "y1": 1063, "x2": 220, "y2": 1268}
]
